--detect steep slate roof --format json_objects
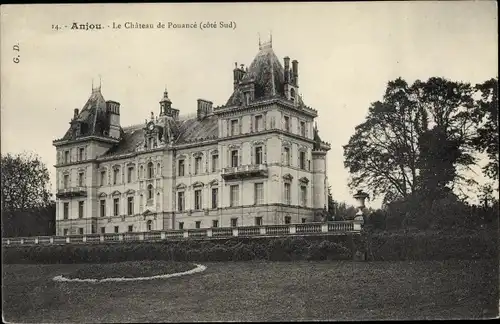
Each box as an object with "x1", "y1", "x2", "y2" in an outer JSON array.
[
  {"x1": 226, "y1": 46, "x2": 286, "y2": 106},
  {"x1": 61, "y1": 87, "x2": 110, "y2": 140},
  {"x1": 100, "y1": 114, "x2": 218, "y2": 157}
]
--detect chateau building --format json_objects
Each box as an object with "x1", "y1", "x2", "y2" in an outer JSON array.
[{"x1": 53, "y1": 39, "x2": 331, "y2": 235}]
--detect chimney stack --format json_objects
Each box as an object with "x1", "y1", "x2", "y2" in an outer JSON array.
[
  {"x1": 197, "y1": 99, "x2": 213, "y2": 120},
  {"x1": 284, "y1": 57, "x2": 290, "y2": 84},
  {"x1": 74, "y1": 108, "x2": 79, "y2": 119},
  {"x1": 292, "y1": 60, "x2": 299, "y2": 87},
  {"x1": 233, "y1": 62, "x2": 246, "y2": 90},
  {"x1": 106, "y1": 100, "x2": 121, "y2": 139}
]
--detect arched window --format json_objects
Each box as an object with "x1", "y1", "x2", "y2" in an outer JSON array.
[
  {"x1": 290, "y1": 88, "x2": 295, "y2": 102},
  {"x1": 147, "y1": 184, "x2": 154, "y2": 200},
  {"x1": 147, "y1": 162, "x2": 154, "y2": 179},
  {"x1": 140, "y1": 165, "x2": 144, "y2": 178},
  {"x1": 147, "y1": 220, "x2": 152, "y2": 231},
  {"x1": 157, "y1": 163, "x2": 161, "y2": 177}
]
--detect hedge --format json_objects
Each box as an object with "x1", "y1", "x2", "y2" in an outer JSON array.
[{"x1": 2, "y1": 230, "x2": 496, "y2": 264}]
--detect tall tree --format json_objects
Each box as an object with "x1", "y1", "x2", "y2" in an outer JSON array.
[
  {"x1": 343, "y1": 78, "x2": 425, "y2": 201},
  {"x1": 344, "y1": 77, "x2": 477, "y2": 203},
  {"x1": 473, "y1": 78, "x2": 498, "y2": 180},
  {"x1": 1, "y1": 152, "x2": 52, "y2": 213}
]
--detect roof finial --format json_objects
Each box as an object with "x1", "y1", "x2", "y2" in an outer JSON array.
[
  {"x1": 258, "y1": 32, "x2": 261, "y2": 50},
  {"x1": 91, "y1": 78, "x2": 94, "y2": 91},
  {"x1": 99, "y1": 74, "x2": 102, "y2": 89},
  {"x1": 270, "y1": 30, "x2": 272, "y2": 46}
]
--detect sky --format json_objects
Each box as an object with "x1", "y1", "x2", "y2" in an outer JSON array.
[{"x1": 1, "y1": 2, "x2": 498, "y2": 208}]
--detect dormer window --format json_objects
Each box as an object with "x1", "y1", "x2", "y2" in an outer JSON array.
[
  {"x1": 290, "y1": 88, "x2": 296, "y2": 102},
  {"x1": 64, "y1": 151, "x2": 69, "y2": 164},
  {"x1": 148, "y1": 137, "x2": 153, "y2": 149},
  {"x1": 245, "y1": 92, "x2": 250, "y2": 105}
]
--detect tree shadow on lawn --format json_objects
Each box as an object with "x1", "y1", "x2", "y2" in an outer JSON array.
[{"x1": 2, "y1": 259, "x2": 498, "y2": 322}]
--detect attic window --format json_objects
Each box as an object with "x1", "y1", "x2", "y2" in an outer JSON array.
[{"x1": 290, "y1": 88, "x2": 296, "y2": 102}]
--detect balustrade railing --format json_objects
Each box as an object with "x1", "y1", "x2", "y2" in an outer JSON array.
[{"x1": 2, "y1": 221, "x2": 361, "y2": 246}]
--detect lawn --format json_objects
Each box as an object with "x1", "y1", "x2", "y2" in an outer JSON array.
[{"x1": 2, "y1": 260, "x2": 498, "y2": 322}]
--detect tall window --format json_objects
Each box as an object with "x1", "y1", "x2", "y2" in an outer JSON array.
[
  {"x1": 100, "y1": 171, "x2": 106, "y2": 186},
  {"x1": 114, "y1": 226, "x2": 119, "y2": 233},
  {"x1": 147, "y1": 184, "x2": 154, "y2": 200},
  {"x1": 79, "y1": 147, "x2": 85, "y2": 161},
  {"x1": 127, "y1": 167, "x2": 134, "y2": 183},
  {"x1": 63, "y1": 202, "x2": 69, "y2": 219},
  {"x1": 100, "y1": 199, "x2": 106, "y2": 217},
  {"x1": 140, "y1": 165, "x2": 144, "y2": 178},
  {"x1": 178, "y1": 160, "x2": 185, "y2": 176},
  {"x1": 78, "y1": 201, "x2": 84, "y2": 218},
  {"x1": 300, "y1": 151, "x2": 306, "y2": 170},
  {"x1": 212, "y1": 188, "x2": 218, "y2": 209},
  {"x1": 79, "y1": 228, "x2": 84, "y2": 235},
  {"x1": 178, "y1": 192, "x2": 185, "y2": 211},
  {"x1": 211, "y1": 154, "x2": 219, "y2": 172},
  {"x1": 284, "y1": 147, "x2": 290, "y2": 166},
  {"x1": 285, "y1": 216, "x2": 291, "y2": 224},
  {"x1": 127, "y1": 197, "x2": 134, "y2": 215},
  {"x1": 231, "y1": 218, "x2": 238, "y2": 227},
  {"x1": 63, "y1": 174, "x2": 69, "y2": 189},
  {"x1": 63, "y1": 228, "x2": 68, "y2": 236},
  {"x1": 195, "y1": 221, "x2": 201, "y2": 229},
  {"x1": 284, "y1": 183, "x2": 291, "y2": 205},
  {"x1": 147, "y1": 162, "x2": 154, "y2": 179},
  {"x1": 147, "y1": 220, "x2": 153, "y2": 231},
  {"x1": 255, "y1": 146, "x2": 263, "y2": 165},
  {"x1": 231, "y1": 119, "x2": 239, "y2": 136},
  {"x1": 300, "y1": 121, "x2": 306, "y2": 137},
  {"x1": 179, "y1": 222, "x2": 184, "y2": 230},
  {"x1": 64, "y1": 151, "x2": 69, "y2": 163},
  {"x1": 194, "y1": 157, "x2": 202, "y2": 175},
  {"x1": 113, "y1": 168, "x2": 119, "y2": 185},
  {"x1": 254, "y1": 183, "x2": 264, "y2": 205},
  {"x1": 128, "y1": 225, "x2": 133, "y2": 232},
  {"x1": 212, "y1": 220, "x2": 219, "y2": 228},
  {"x1": 255, "y1": 115, "x2": 263, "y2": 131},
  {"x1": 100, "y1": 227, "x2": 106, "y2": 234},
  {"x1": 113, "y1": 198, "x2": 120, "y2": 216},
  {"x1": 301, "y1": 186, "x2": 307, "y2": 207},
  {"x1": 284, "y1": 116, "x2": 290, "y2": 131},
  {"x1": 231, "y1": 150, "x2": 239, "y2": 167},
  {"x1": 255, "y1": 217, "x2": 263, "y2": 226},
  {"x1": 194, "y1": 189, "x2": 202, "y2": 210},
  {"x1": 230, "y1": 185, "x2": 239, "y2": 207},
  {"x1": 78, "y1": 172, "x2": 84, "y2": 187}
]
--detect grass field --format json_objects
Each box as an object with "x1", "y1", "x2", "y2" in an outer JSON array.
[{"x1": 2, "y1": 260, "x2": 498, "y2": 322}]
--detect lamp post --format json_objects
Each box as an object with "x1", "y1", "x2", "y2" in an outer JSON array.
[{"x1": 353, "y1": 190, "x2": 369, "y2": 230}]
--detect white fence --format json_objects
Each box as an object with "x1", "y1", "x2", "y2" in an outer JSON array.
[{"x1": 2, "y1": 221, "x2": 362, "y2": 246}]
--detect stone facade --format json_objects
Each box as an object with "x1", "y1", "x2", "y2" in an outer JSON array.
[{"x1": 53, "y1": 39, "x2": 331, "y2": 235}]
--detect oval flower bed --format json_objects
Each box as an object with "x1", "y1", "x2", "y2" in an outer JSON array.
[{"x1": 53, "y1": 261, "x2": 206, "y2": 283}]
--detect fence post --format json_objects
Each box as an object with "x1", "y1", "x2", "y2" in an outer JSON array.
[
  {"x1": 207, "y1": 228, "x2": 213, "y2": 237},
  {"x1": 232, "y1": 228, "x2": 239, "y2": 237},
  {"x1": 183, "y1": 231, "x2": 189, "y2": 238},
  {"x1": 118, "y1": 234, "x2": 124, "y2": 241},
  {"x1": 160, "y1": 231, "x2": 166, "y2": 240},
  {"x1": 66, "y1": 237, "x2": 70, "y2": 243},
  {"x1": 82, "y1": 235, "x2": 87, "y2": 243},
  {"x1": 50, "y1": 237, "x2": 54, "y2": 244},
  {"x1": 100, "y1": 235, "x2": 104, "y2": 242},
  {"x1": 260, "y1": 227, "x2": 266, "y2": 235},
  {"x1": 139, "y1": 233, "x2": 145, "y2": 241},
  {"x1": 6, "y1": 239, "x2": 10, "y2": 245},
  {"x1": 321, "y1": 224, "x2": 328, "y2": 233},
  {"x1": 289, "y1": 224, "x2": 296, "y2": 234}
]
